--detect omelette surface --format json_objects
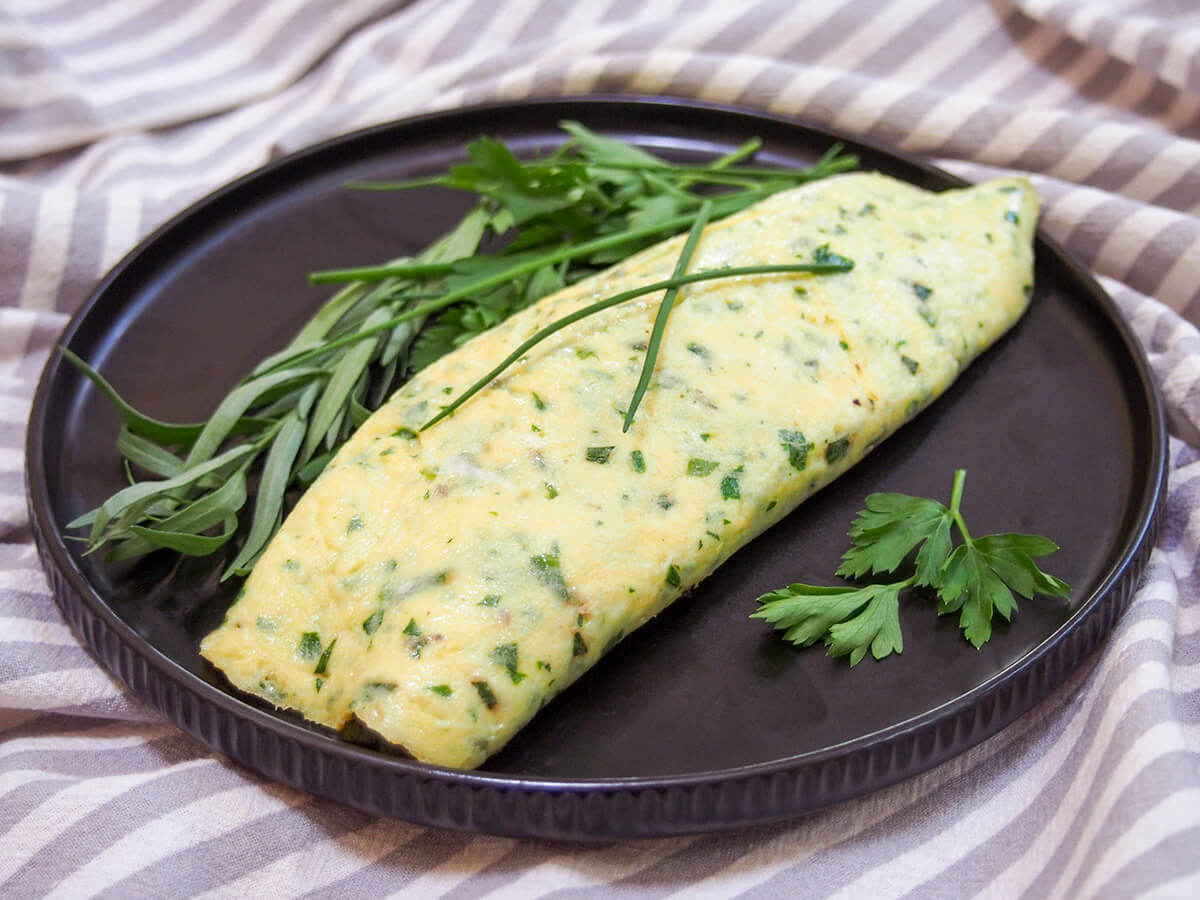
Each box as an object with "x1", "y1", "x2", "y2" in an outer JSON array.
[{"x1": 201, "y1": 172, "x2": 1039, "y2": 769}]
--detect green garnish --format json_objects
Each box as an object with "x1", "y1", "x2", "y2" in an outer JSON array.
[
  {"x1": 721, "y1": 468, "x2": 743, "y2": 500},
  {"x1": 531, "y1": 551, "x2": 569, "y2": 601},
  {"x1": 362, "y1": 609, "x2": 384, "y2": 635},
  {"x1": 630, "y1": 450, "x2": 647, "y2": 473},
  {"x1": 686, "y1": 458, "x2": 719, "y2": 477},
  {"x1": 666, "y1": 564, "x2": 682, "y2": 588},
  {"x1": 572, "y1": 632, "x2": 588, "y2": 656},
  {"x1": 429, "y1": 684, "x2": 453, "y2": 697},
  {"x1": 752, "y1": 470, "x2": 1070, "y2": 664},
  {"x1": 314, "y1": 638, "x2": 337, "y2": 675},
  {"x1": 585, "y1": 446, "x2": 615, "y2": 464},
  {"x1": 624, "y1": 200, "x2": 712, "y2": 432},
  {"x1": 297, "y1": 631, "x2": 322, "y2": 661},
  {"x1": 779, "y1": 429, "x2": 810, "y2": 471},
  {"x1": 64, "y1": 124, "x2": 855, "y2": 570},
  {"x1": 472, "y1": 679, "x2": 498, "y2": 709},
  {"x1": 491, "y1": 643, "x2": 527, "y2": 684}
]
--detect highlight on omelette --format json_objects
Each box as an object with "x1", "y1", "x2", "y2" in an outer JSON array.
[{"x1": 199, "y1": 170, "x2": 1040, "y2": 769}]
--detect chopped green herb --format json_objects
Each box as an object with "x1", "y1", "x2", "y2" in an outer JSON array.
[
  {"x1": 298, "y1": 631, "x2": 322, "y2": 660},
  {"x1": 315, "y1": 677, "x2": 325, "y2": 692},
  {"x1": 362, "y1": 609, "x2": 384, "y2": 635},
  {"x1": 1004, "y1": 210, "x2": 1020, "y2": 224},
  {"x1": 532, "y1": 392, "x2": 547, "y2": 411},
  {"x1": 480, "y1": 593, "x2": 501, "y2": 607},
  {"x1": 813, "y1": 243, "x2": 854, "y2": 269},
  {"x1": 472, "y1": 680, "x2": 498, "y2": 709},
  {"x1": 918, "y1": 307, "x2": 937, "y2": 328},
  {"x1": 314, "y1": 638, "x2": 337, "y2": 675},
  {"x1": 491, "y1": 643, "x2": 527, "y2": 684},
  {"x1": 403, "y1": 618, "x2": 421, "y2": 637},
  {"x1": 347, "y1": 515, "x2": 364, "y2": 532},
  {"x1": 429, "y1": 684, "x2": 453, "y2": 697},
  {"x1": 255, "y1": 616, "x2": 275, "y2": 632},
  {"x1": 901, "y1": 355, "x2": 919, "y2": 374},
  {"x1": 537, "y1": 660, "x2": 552, "y2": 672},
  {"x1": 545, "y1": 481, "x2": 559, "y2": 499},
  {"x1": 572, "y1": 632, "x2": 588, "y2": 656},
  {"x1": 531, "y1": 552, "x2": 569, "y2": 601},
  {"x1": 666, "y1": 564, "x2": 682, "y2": 588},
  {"x1": 779, "y1": 429, "x2": 810, "y2": 471},
  {"x1": 721, "y1": 467, "x2": 743, "y2": 500},
  {"x1": 586, "y1": 446, "x2": 615, "y2": 464},
  {"x1": 912, "y1": 283, "x2": 932, "y2": 301},
  {"x1": 631, "y1": 450, "x2": 646, "y2": 473},
  {"x1": 393, "y1": 427, "x2": 418, "y2": 439},
  {"x1": 826, "y1": 437, "x2": 851, "y2": 464},
  {"x1": 687, "y1": 458, "x2": 719, "y2": 477}
]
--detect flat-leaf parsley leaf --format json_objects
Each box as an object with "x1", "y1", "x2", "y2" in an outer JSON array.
[{"x1": 752, "y1": 470, "x2": 1069, "y2": 664}]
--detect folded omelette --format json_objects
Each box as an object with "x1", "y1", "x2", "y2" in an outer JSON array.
[{"x1": 201, "y1": 172, "x2": 1039, "y2": 769}]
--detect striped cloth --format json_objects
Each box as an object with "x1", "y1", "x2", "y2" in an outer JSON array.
[{"x1": 2, "y1": 0, "x2": 1199, "y2": 895}]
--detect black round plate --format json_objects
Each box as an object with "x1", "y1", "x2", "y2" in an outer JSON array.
[{"x1": 27, "y1": 97, "x2": 1166, "y2": 839}]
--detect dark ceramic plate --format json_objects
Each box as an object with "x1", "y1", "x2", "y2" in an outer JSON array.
[{"x1": 27, "y1": 97, "x2": 1166, "y2": 839}]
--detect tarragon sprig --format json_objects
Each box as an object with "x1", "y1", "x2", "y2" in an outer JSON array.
[{"x1": 753, "y1": 470, "x2": 1071, "y2": 665}]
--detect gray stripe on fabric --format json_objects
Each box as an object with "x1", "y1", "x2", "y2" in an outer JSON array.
[
  {"x1": 1150, "y1": 159, "x2": 1200, "y2": 215},
  {"x1": 97, "y1": 798, "x2": 371, "y2": 899},
  {"x1": 1070, "y1": 54, "x2": 1138, "y2": 111},
  {"x1": 0, "y1": 593, "x2": 63, "y2": 623},
  {"x1": 442, "y1": 839, "x2": 624, "y2": 900},
  {"x1": 79, "y1": 0, "x2": 275, "y2": 82},
  {"x1": 1092, "y1": 825, "x2": 1200, "y2": 900},
  {"x1": 0, "y1": 189, "x2": 38, "y2": 302},
  {"x1": 0, "y1": 778, "x2": 77, "y2": 843},
  {"x1": 423, "y1": 0, "x2": 510, "y2": 71},
  {"x1": 1004, "y1": 30, "x2": 1088, "y2": 100},
  {"x1": 1019, "y1": 750, "x2": 1200, "y2": 899},
  {"x1": 694, "y1": 0, "x2": 793, "y2": 54},
  {"x1": 1125, "y1": 219, "x2": 1200, "y2": 301},
  {"x1": 55, "y1": 190, "x2": 106, "y2": 313},
  {"x1": 510, "y1": 0, "x2": 585, "y2": 47},
  {"x1": 925, "y1": 2, "x2": 1036, "y2": 91},
  {"x1": 1, "y1": 642, "x2": 101, "y2": 680},
  {"x1": 0, "y1": 761, "x2": 259, "y2": 893},
  {"x1": 44, "y1": 0, "x2": 188, "y2": 55},
  {"x1": 600, "y1": 0, "x2": 648, "y2": 23},
  {"x1": 861, "y1": 0, "x2": 1000, "y2": 79},
  {"x1": 0, "y1": 732, "x2": 199, "y2": 782},
  {"x1": 296, "y1": 826, "x2": 477, "y2": 899},
  {"x1": 777, "y1": 0, "x2": 907, "y2": 62}
]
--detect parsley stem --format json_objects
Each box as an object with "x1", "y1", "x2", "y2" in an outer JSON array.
[
  {"x1": 623, "y1": 200, "x2": 712, "y2": 432},
  {"x1": 949, "y1": 468, "x2": 972, "y2": 542},
  {"x1": 421, "y1": 261, "x2": 851, "y2": 431}
]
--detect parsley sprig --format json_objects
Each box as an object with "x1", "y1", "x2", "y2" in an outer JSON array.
[
  {"x1": 64, "y1": 123, "x2": 857, "y2": 571},
  {"x1": 753, "y1": 470, "x2": 1070, "y2": 665}
]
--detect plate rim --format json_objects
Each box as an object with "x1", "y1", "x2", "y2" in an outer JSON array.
[{"x1": 24, "y1": 94, "x2": 1169, "y2": 835}]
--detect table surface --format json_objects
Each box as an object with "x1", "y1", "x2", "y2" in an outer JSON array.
[{"x1": 2, "y1": 1, "x2": 1198, "y2": 897}]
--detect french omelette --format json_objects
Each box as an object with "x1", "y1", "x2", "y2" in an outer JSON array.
[{"x1": 201, "y1": 172, "x2": 1039, "y2": 769}]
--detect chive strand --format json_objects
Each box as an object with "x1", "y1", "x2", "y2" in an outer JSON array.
[
  {"x1": 623, "y1": 200, "x2": 712, "y2": 433},
  {"x1": 421, "y1": 260, "x2": 851, "y2": 431}
]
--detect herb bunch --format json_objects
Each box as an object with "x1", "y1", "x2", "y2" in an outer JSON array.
[
  {"x1": 752, "y1": 470, "x2": 1070, "y2": 665},
  {"x1": 66, "y1": 122, "x2": 857, "y2": 573}
]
